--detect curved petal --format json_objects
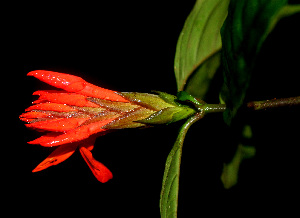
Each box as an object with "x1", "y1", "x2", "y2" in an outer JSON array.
[
  {"x1": 33, "y1": 90, "x2": 100, "y2": 107},
  {"x1": 79, "y1": 147, "x2": 113, "y2": 183},
  {"x1": 39, "y1": 118, "x2": 116, "y2": 147},
  {"x1": 79, "y1": 82, "x2": 128, "y2": 102},
  {"x1": 25, "y1": 103, "x2": 77, "y2": 112},
  {"x1": 19, "y1": 111, "x2": 52, "y2": 122},
  {"x1": 28, "y1": 70, "x2": 128, "y2": 102},
  {"x1": 25, "y1": 117, "x2": 89, "y2": 132},
  {"x1": 32, "y1": 143, "x2": 77, "y2": 172},
  {"x1": 28, "y1": 70, "x2": 86, "y2": 92},
  {"x1": 28, "y1": 132, "x2": 62, "y2": 146}
]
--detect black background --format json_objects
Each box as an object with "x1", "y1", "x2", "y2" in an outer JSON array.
[{"x1": 7, "y1": 1, "x2": 300, "y2": 216}]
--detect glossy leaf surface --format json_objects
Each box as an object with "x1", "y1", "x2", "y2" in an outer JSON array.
[{"x1": 174, "y1": 0, "x2": 230, "y2": 97}]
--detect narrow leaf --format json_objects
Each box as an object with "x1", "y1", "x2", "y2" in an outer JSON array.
[
  {"x1": 160, "y1": 113, "x2": 203, "y2": 218},
  {"x1": 174, "y1": 0, "x2": 230, "y2": 93},
  {"x1": 221, "y1": 125, "x2": 255, "y2": 189}
]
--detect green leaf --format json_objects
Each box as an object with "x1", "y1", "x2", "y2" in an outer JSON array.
[
  {"x1": 184, "y1": 52, "x2": 221, "y2": 99},
  {"x1": 220, "y1": 0, "x2": 298, "y2": 125},
  {"x1": 174, "y1": 0, "x2": 230, "y2": 96},
  {"x1": 267, "y1": 4, "x2": 300, "y2": 36},
  {"x1": 221, "y1": 125, "x2": 255, "y2": 189},
  {"x1": 160, "y1": 113, "x2": 204, "y2": 218},
  {"x1": 221, "y1": 144, "x2": 256, "y2": 189}
]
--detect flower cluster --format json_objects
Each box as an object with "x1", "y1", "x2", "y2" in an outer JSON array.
[{"x1": 20, "y1": 70, "x2": 195, "y2": 182}]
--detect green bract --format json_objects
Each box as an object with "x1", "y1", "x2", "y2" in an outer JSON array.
[
  {"x1": 139, "y1": 106, "x2": 196, "y2": 125},
  {"x1": 120, "y1": 92, "x2": 175, "y2": 111},
  {"x1": 120, "y1": 92, "x2": 197, "y2": 125}
]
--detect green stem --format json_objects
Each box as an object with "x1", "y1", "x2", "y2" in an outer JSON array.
[
  {"x1": 176, "y1": 111, "x2": 205, "y2": 142},
  {"x1": 204, "y1": 104, "x2": 226, "y2": 113},
  {"x1": 203, "y1": 96, "x2": 300, "y2": 113}
]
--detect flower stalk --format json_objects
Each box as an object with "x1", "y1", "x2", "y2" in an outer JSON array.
[{"x1": 196, "y1": 96, "x2": 300, "y2": 114}]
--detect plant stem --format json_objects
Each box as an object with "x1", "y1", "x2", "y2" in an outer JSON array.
[
  {"x1": 204, "y1": 96, "x2": 300, "y2": 113},
  {"x1": 246, "y1": 96, "x2": 300, "y2": 110},
  {"x1": 204, "y1": 104, "x2": 226, "y2": 113}
]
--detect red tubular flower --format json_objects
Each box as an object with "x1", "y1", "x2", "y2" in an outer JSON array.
[
  {"x1": 20, "y1": 70, "x2": 132, "y2": 182},
  {"x1": 20, "y1": 70, "x2": 167, "y2": 182},
  {"x1": 20, "y1": 70, "x2": 195, "y2": 182}
]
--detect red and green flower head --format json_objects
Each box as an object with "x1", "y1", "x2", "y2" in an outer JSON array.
[{"x1": 20, "y1": 70, "x2": 196, "y2": 182}]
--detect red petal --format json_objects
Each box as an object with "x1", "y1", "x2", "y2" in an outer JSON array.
[
  {"x1": 80, "y1": 136, "x2": 96, "y2": 151},
  {"x1": 25, "y1": 117, "x2": 89, "y2": 132},
  {"x1": 78, "y1": 82, "x2": 128, "y2": 102},
  {"x1": 79, "y1": 147, "x2": 113, "y2": 183},
  {"x1": 28, "y1": 132, "x2": 62, "y2": 146},
  {"x1": 32, "y1": 99, "x2": 48, "y2": 105},
  {"x1": 33, "y1": 90, "x2": 100, "y2": 107},
  {"x1": 25, "y1": 103, "x2": 77, "y2": 112},
  {"x1": 40, "y1": 118, "x2": 115, "y2": 147},
  {"x1": 32, "y1": 143, "x2": 77, "y2": 172},
  {"x1": 20, "y1": 118, "x2": 35, "y2": 122},
  {"x1": 28, "y1": 70, "x2": 128, "y2": 102},
  {"x1": 20, "y1": 111, "x2": 52, "y2": 122},
  {"x1": 28, "y1": 70, "x2": 86, "y2": 92},
  {"x1": 33, "y1": 90, "x2": 64, "y2": 95},
  {"x1": 40, "y1": 126, "x2": 94, "y2": 146}
]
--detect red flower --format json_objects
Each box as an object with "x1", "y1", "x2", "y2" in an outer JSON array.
[
  {"x1": 20, "y1": 70, "x2": 195, "y2": 182},
  {"x1": 20, "y1": 70, "x2": 154, "y2": 183}
]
